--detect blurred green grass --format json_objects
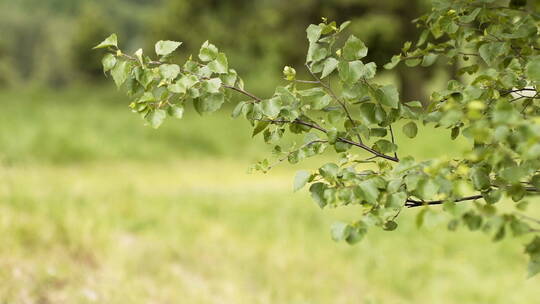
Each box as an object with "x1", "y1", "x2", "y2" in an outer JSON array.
[{"x1": 1, "y1": 87, "x2": 539, "y2": 303}]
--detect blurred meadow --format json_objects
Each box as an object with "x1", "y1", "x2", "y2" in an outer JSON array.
[{"x1": 0, "y1": 0, "x2": 539, "y2": 303}]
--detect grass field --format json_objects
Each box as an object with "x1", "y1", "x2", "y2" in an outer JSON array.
[{"x1": 1, "y1": 87, "x2": 539, "y2": 303}]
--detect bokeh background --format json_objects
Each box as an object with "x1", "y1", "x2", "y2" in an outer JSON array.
[{"x1": 0, "y1": 0, "x2": 538, "y2": 303}]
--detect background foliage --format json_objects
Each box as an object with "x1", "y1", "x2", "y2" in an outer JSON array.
[{"x1": 0, "y1": 0, "x2": 430, "y2": 99}]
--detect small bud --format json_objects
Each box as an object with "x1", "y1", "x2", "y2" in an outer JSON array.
[{"x1": 283, "y1": 66, "x2": 296, "y2": 81}]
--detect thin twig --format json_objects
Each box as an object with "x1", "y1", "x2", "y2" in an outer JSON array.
[
  {"x1": 265, "y1": 118, "x2": 399, "y2": 162},
  {"x1": 222, "y1": 84, "x2": 262, "y2": 102},
  {"x1": 405, "y1": 195, "x2": 483, "y2": 208},
  {"x1": 388, "y1": 125, "x2": 399, "y2": 161},
  {"x1": 305, "y1": 63, "x2": 364, "y2": 144}
]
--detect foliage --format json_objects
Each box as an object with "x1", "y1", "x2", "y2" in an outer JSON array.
[{"x1": 97, "y1": 0, "x2": 540, "y2": 276}]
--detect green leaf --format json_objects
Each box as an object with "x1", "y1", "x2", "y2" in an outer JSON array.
[
  {"x1": 111, "y1": 61, "x2": 131, "y2": 88},
  {"x1": 421, "y1": 53, "x2": 439, "y2": 67},
  {"x1": 373, "y1": 139, "x2": 396, "y2": 154},
  {"x1": 321, "y1": 57, "x2": 339, "y2": 79},
  {"x1": 377, "y1": 85, "x2": 399, "y2": 109},
  {"x1": 319, "y1": 163, "x2": 339, "y2": 181},
  {"x1": 208, "y1": 53, "x2": 228, "y2": 74},
  {"x1": 350, "y1": 61, "x2": 376, "y2": 81},
  {"x1": 294, "y1": 170, "x2": 311, "y2": 192},
  {"x1": 147, "y1": 109, "x2": 166, "y2": 129},
  {"x1": 307, "y1": 43, "x2": 328, "y2": 63},
  {"x1": 416, "y1": 178, "x2": 438, "y2": 200},
  {"x1": 403, "y1": 121, "x2": 418, "y2": 138},
  {"x1": 177, "y1": 75, "x2": 199, "y2": 93},
  {"x1": 155, "y1": 40, "x2": 182, "y2": 56},
  {"x1": 357, "y1": 180, "x2": 380, "y2": 205},
  {"x1": 310, "y1": 182, "x2": 328, "y2": 208},
  {"x1": 159, "y1": 64, "x2": 180, "y2": 80},
  {"x1": 202, "y1": 78, "x2": 223, "y2": 94},
  {"x1": 500, "y1": 166, "x2": 528, "y2": 184},
  {"x1": 252, "y1": 120, "x2": 269, "y2": 137},
  {"x1": 199, "y1": 41, "x2": 219, "y2": 62},
  {"x1": 528, "y1": 260, "x2": 540, "y2": 278},
  {"x1": 330, "y1": 222, "x2": 352, "y2": 241},
  {"x1": 298, "y1": 88, "x2": 331, "y2": 110},
  {"x1": 198, "y1": 93, "x2": 225, "y2": 113},
  {"x1": 479, "y1": 42, "x2": 508, "y2": 66},
  {"x1": 526, "y1": 236, "x2": 540, "y2": 277},
  {"x1": 306, "y1": 24, "x2": 323, "y2": 43},
  {"x1": 459, "y1": 7, "x2": 481, "y2": 23},
  {"x1": 384, "y1": 55, "x2": 401, "y2": 70},
  {"x1": 167, "y1": 105, "x2": 184, "y2": 119},
  {"x1": 232, "y1": 101, "x2": 246, "y2": 118},
  {"x1": 531, "y1": 175, "x2": 540, "y2": 190},
  {"x1": 342, "y1": 35, "x2": 368, "y2": 61},
  {"x1": 463, "y1": 212, "x2": 482, "y2": 231},
  {"x1": 526, "y1": 57, "x2": 540, "y2": 82},
  {"x1": 383, "y1": 221, "x2": 398, "y2": 231},
  {"x1": 261, "y1": 98, "x2": 281, "y2": 118},
  {"x1": 339, "y1": 21, "x2": 351, "y2": 32},
  {"x1": 358, "y1": 103, "x2": 377, "y2": 125},
  {"x1": 137, "y1": 91, "x2": 155, "y2": 103},
  {"x1": 102, "y1": 54, "x2": 117, "y2": 73},
  {"x1": 471, "y1": 167, "x2": 491, "y2": 191},
  {"x1": 482, "y1": 189, "x2": 502, "y2": 204},
  {"x1": 93, "y1": 33, "x2": 118, "y2": 49},
  {"x1": 134, "y1": 67, "x2": 154, "y2": 89}
]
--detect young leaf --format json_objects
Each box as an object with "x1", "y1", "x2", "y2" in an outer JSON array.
[
  {"x1": 252, "y1": 120, "x2": 269, "y2": 137},
  {"x1": 526, "y1": 58, "x2": 540, "y2": 82},
  {"x1": 199, "y1": 41, "x2": 219, "y2": 62},
  {"x1": 208, "y1": 53, "x2": 228, "y2": 74},
  {"x1": 309, "y1": 182, "x2": 328, "y2": 208},
  {"x1": 93, "y1": 33, "x2": 118, "y2": 49},
  {"x1": 342, "y1": 35, "x2": 368, "y2": 61},
  {"x1": 330, "y1": 222, "x2": 352, "y2": 241},
  {"x1": 111, "y1": 61, "x2": 131, "y2": 88},
  {"x1": 159, "y1": 64, "x2": 181, "y2": 80},
  {"x1": 377, "y1": 85, "x2": 399, "y2": 109},
  {"x1": 102, "y1": 54, "x2": 117, "y2": 73},
  {"x1": 403, "y1": 121, "x2": 418, "y2": 138},
  {"x1": 294, "y1": 170, "x2": 311, "y2": 192},
  {"x1": 261, "y1": 98, "x2": 281, "y2": 118},
  {"x1": 321, "y1": 57, "x2": 339, "y2": 79},
  {"x1": 167, "y1": 105, "x2": 184, "y2": 119},
  {"x1": 306, "y1": 24, "x2": 323, "y2": 43},
  {"x1": 198, "y1": 93, "x2": 225, "y2": 113},
  {"x1": 202, "y1": 78, "x2": 223, "y2": 94},
  {"x1": 148, "y1": 109, "x2": 166, "y2": 129},
  {"x1": 155, "y1": 40, "x2": 182, "y2": 56}
]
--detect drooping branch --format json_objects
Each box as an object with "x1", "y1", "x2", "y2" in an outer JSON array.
[
  {"x1": 406, "y1": 187, "x2": 540, "y2": 208},
  {"x1": 224, "y1": 85, "x2": 400, "y2": 162},
  {"x1": 265, "y1": 118, "x2": 400, "y2": 162}
]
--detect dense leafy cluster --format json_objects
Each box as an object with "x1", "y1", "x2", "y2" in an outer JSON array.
[{"x1": 96, "y1": 0, "x2": 540, "y2": 276}]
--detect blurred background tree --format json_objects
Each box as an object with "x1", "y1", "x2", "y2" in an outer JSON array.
[{"x1": 0, "y1": 0, "x2": 430, "y2": 100}]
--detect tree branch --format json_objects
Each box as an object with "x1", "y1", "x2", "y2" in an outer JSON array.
[
  {"x1": 269, "y1": 118, "x2": 399, "y2": 162},
  {"x1": 222, "y1": 84, "x2": 262, "y2": 102},
  {"x1": 305, "y1": 63, "x2": 364, "y2": 144},
  {"x1": 406, "y1": 186, "x2": 540, "y2": 208},
  {"x1": 405, "y1": 195, "x2": 483, "y2": 208}
]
